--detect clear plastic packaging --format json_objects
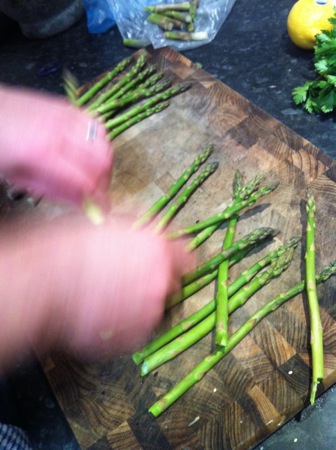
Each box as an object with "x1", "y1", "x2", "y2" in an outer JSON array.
[
  {"x1": 83, "y1": 0, "x2": 116, "y2": 34},
  {"x1": 108, "y1": 0, "x2": 237, "y2": 50}
]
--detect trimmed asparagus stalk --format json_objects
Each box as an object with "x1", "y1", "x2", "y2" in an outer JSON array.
[
  {"x1": 134, "y1": 236, "x2": 301, "y2": 364},
  {"x1": 160, "y1": 11, "x2": 192, "y2": 23},
  {"x1": 305, "y1": 190, "x2": 324, "y2": 405},
  {"x1": 135, "y1": 144, "x2": 213, "y2": 227},
  {"x1": 107, "y1": 101, "x2": 170, "y2": 140},
  {"x1": 147, "y1": 13, "x2": 185, "y2": 31},
  {"x1": 123, "y1": 39, "x2": 151, "y2": 48},
  {"x1": 182, "y1": 227, "x2": 278, "y2": 285},
  {"x1": 76, "y1": 56, "x2": 132, "y2": 106},
  {"x1": 144, "y1": 3, "x2": 192, "y2": 13},
  {"x1": 167, "y1": 182, "x2": 279, "y2": 240},
  {"x1": 154, "y1": 162, "x2": 219, "y2": 233},
  {"x1": 148, "y1": 261, "x2": 336, "y2": 417},
  {"x1": 142, "y1": 245, "x2": 296, "y2": 376},
  {"x1": 164, "y1": 31, "x2": 208, "y2": 41},
  {"x1": 87, "y1": 50, "x2": 147, "y2": 111},
  {"x1": 187, "y1": 0, "x2": 199, "y2": 31},
  {"x1": 105, "y1": 82, "x2": 191, "y2": 131}
]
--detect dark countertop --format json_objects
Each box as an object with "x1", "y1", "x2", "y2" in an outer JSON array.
[{"x1": 0, "y1": 1, "x2": 335, "y2": 449}]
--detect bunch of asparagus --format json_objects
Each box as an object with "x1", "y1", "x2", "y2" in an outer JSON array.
[
  {"x1": 131, "y1": 144, "x2": 335, "y2": 416},
  {"x1": 144, "y1": 1, "x2": 208, "y2": 42},
  {"x1": 64, "y1": 49, "x2": 191, "y2": 141}
]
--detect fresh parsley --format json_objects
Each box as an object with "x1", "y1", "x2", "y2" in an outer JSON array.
[{"x1": 292, "y1": 12, "x2": 336, "y2": 114}]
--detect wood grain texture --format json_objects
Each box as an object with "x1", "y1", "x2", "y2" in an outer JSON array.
[{"x1": 25, "y1": 47, "x2": 336, "y2": 449}]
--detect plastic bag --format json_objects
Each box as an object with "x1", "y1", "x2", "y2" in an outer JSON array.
[
  {"x1": 83, "y1": 0, "x2": 116, "y2": 34},
  {"x1": 108, "y1": 0, "x2": 237, "y2": 50}
]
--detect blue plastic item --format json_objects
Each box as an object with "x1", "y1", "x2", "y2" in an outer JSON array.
[{"x1": 83, "y1": 0, "x2": 116, "y2": 34}]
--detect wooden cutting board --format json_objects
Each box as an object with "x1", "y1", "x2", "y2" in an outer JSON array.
[{"x1": 34, "y1": 47, "x2": 336, "y2": 450}]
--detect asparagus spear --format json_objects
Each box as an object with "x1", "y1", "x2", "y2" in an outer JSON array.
[
  {"x1": 167, "y1": 182, "x2": 279, "y2": 240},
  {"x1": 95, "y1": 80, "x2": 172, "y2": 115},
  {"x1": 144, "y1": 3, "x2": 192, "y2": 13},
  {"x1": 87, "y1": 50, "x2": 147, "y2": 111},
  {"x1": 107, "y1": 65, "x2": 158, "y2": 101},
  {"x1": 214, "y1": 171, "x2": 244, "y2": 348},
  {"x1": 107, "y1": 101, "x2": 170, "y2": 140},
  {"x1": 166, "y1": 244, "x2": 255, "y2": 309},
  {"x1": 305, "y1": 190, "x2": 324, "y2": 405},
  {"x1": 148, "y1": 261, "x2": 336, "y2": 417},
  {"x1": 135, "y1": 144, "x2": 213, "y2": 227},
  {"x1": 186, "y1": 173, "x2": 264, "y2": 251},
  {"x1": 75, "y1": 56, "x2": 132, "y2": 106},
  {"x1": 182, "y1": 227, "x2": 278, "y2": 285},
  {"x1": 142, "y1": 245, "x2": 296, "y2": 376},
  {"x1": 164, "y1": 31, "x2": 209, "y2": 41},
  {"x1": 133, "y1": 236, "x2": 301, "y2": 364},
  {"x1": 105, "y1": 82, "x2": 191, "y2": 131},
  {"x1": 154, "y1": 162, "x2": 219, "y2": 233}
]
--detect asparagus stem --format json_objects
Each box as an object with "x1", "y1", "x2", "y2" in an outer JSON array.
[
  {"x1": 154, "y1": 162, "x2": 219, "y2": 233},
  {"x1": 215, "y1": 217, "x2": 239, "y2": 347},
  {"x1": 182, "y1": 227, "x2": 278, "y2": 285},
  {"x1": 144, "y1": 3, "x2": 192, "y2": 12},
  {"x1": 105, "y1": 82, "x2": 191, "y2": 131},
  {"x1": 134, "y1": 236, "x2": 301, "y2": 364},
  {"x1": 214, "y1": 171, "x2": 249, "y2": 348},
  {"x1": 305, "y1": 190, "x2": 324, "y2": 405},
  {"x1": 164, "y1": 31, "x2": 209, "y2": 41},
  {"x1": 107, "y1": 101, "x2": 170, "y2": 140},
  {"x1": 123, "y1": 39, "x2": 151, "y2": 48},
  {"x1": 188, "y1": 0, "x2": 199, "y2": 31},
  {"x1": 166, "y1": 244, "x2": 255, "y2": 309},
  {"x1": 87, "y1": 50, "x2": 147, "y2": 111},
  {"x1": 160, "y1": 11, "x2": 192, "y2": 23},
  {"x1": 147, "y1": 13, "x2": 184, "y2": 31},
  {"x1": 167, "y1": 182, "x2": 279, "y2": 240},
  {"x1": 76, "y1": 56, "x2": 132, "y2": 106},
  {"x1": 148, "y1": 261, "x2": 336, "y2": 416},
  {"x1": 95, "y1": 80, "x2": 171, "y2": 115},
  {"x1": 142, "y1": 245, "x2": 296, "y2": 376},
  {"x1": 135, "y1": 144, "x2": 214, "y2": 227}
]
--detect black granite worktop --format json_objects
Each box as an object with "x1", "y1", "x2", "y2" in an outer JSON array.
[{"x1": 1, "y1": 0, "x2": 336, "y2": 449}]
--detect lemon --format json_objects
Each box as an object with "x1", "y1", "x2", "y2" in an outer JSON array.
[{"x1": 287, "y1": 0, "x2": 336, "y2": 50}]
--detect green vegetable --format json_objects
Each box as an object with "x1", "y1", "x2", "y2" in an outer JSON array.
[
  {"x1": 133, "y1": 236, "x2": 301, "y2": 365},
  {"x1": 168, "y1": 182, "x2": 279, "y2": 240},
  {"x1": 148, "y1": 260, "x2": 336, "y2": 417},
  {"x1": 164, "y1": 31, "x2": 208, "y2": 41},
  {"x1": 154, "y1": 162, "x2": 219, "y2": 233},
  {"x1": 76, "y1": 56, "x2": 132, "y2": 106},
  {"x1": 182, "y1": 227, "x2": 278, "y2": 285},
  {"x1": 305, "y1": 190, "x2": 324, "y2": 404},
  {"x1": 107, "y1": 101, "x2": 170, "y2": 140},
  {"x1": 135, "y1": 144, "x2": 214, "y2": 227}
]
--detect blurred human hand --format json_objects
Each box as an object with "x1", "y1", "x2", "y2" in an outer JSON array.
[
  {"x1": 0, "y1": 84, "x2": 113, "y2": 209},
  {"x1": 0, "y1": 213, "x2": 194, "y2": 369}
]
